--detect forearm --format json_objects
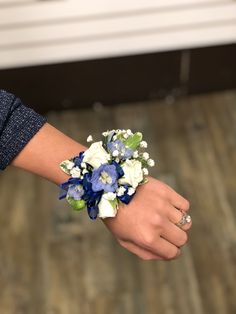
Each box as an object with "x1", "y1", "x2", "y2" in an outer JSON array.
[{"x1": 11, "y1": 122, "x2": 86, "y2": 185}]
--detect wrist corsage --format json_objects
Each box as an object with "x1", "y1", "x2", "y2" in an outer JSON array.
[{"x1": 59, "y1": 129, "x2": 155, "y2": 220}]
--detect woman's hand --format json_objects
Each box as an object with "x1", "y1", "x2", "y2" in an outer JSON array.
[{"x1": 103, "y1": 177, "x2": 191, "y2": 260}]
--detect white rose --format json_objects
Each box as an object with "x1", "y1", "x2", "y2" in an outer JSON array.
[
  {"x1": 98, "y1": 193, "x2": 118, "y2": 218},
  {"x1": 119, "y1": 159, "x2": 143, "y2": 188},
  {"x1": 83, "y1": 141, "x2": 110, "y2": 169}
]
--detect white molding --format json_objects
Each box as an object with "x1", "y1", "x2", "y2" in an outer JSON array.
[{"x1": 0, "y1": 0, "x2": 235, "y2": 69}]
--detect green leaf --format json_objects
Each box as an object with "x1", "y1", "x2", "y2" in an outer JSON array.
[
  {"x1": 140, "y1": 178, "x2": 149, "y2": 185},
  {"x1": 66, "y1": 197, "x2": 86, "y2": 211},
  {"x1": 108, "y1": 198, "x2": 118, "y2": 209},
  {"x1": 60, "y1": 160, "x2": 72, "y2": 175},
  {"x1": 124, "y1": 132, "x2": 143, "y2": 150}
]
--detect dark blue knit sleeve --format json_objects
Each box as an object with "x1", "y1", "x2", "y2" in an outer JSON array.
[{"x1": 0, "y1": 90, "x2": 47, "y2": 170}]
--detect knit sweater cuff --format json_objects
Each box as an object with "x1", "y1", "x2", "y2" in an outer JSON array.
[{"x1": 0, "y1": 92, "x2": 46, "y2": 170}]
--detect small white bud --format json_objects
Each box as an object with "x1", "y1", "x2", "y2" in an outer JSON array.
[
  {"x1": 70, "y1": 166, "x2": 81, "y2": 178},
  {"x1": 147, "y1": 159, "x2": 155, "y2": 167},
  {"x1": 127, "y1": 187, "x2": 135, "y2": 196},
  {"x1": 133, "y1": 151, "x2": 139, "y2": 158},
  {"x1": 81, "y1": 162, "x2": 86, "y2": 168},
  {"x1": 140, "y1": 141, "x2": 148, "y2": 148},
  {"x1": 87, "y1": 135, "x2": 93, "y2": 142},
  {"x1": 115, "y1": 157, "x2": 120, "y2": 163},
  {"x1": 112, "y1": 150, "x2": 119, "y2": 157},
  {"x1": 117, "y1": 186, "x2": 126, "y2": 196},
  {"x1": 142, "y1": 152, "x2": 149, "y2": 160},
  {"x1": 127, "y1": 129, "x2": 132, "y2": 135},
  {"x1": 102, "y1": 131, "x2": 109, "y2": 137},
  {"x1": 123, "y1": 133, "x2": 129, "y2": 139},
  {"x1": 143, "y1": 168, "x2": 149, "y2": 175},
  {"x1": 65, "y1": 160, "x2": 75, "y2": 170}
]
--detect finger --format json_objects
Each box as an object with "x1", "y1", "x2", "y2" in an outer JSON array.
[
  {"x1": 142, "y1": 234, "x2": 181, "y2": 260},
  {"x1": 119, "y1": 240, "x2": 164, "y2": 261},
  {"x1": 161, "y1": 219, "x2": 188, "y2": 247},
  {"x1": 167, "y1": 188, "x2": 190, "y2": 212},
  {"x1": 167, "y1": 206, "x2": 192, "y2": 231}
]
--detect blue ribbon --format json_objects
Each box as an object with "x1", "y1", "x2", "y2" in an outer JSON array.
[
  {"x1": 117, "y1": 184, "x2": 136, "y2": 204},
  {"x1": 111, "y1": 160, "x2": 124, "y2": 178},
  {"x1": 73, "y1": 152, "x2": 85, "y2": 167}
]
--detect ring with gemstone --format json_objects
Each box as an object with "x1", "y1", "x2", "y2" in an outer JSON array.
[{"x1": 176, "y1": 211, "x2": 192, "y2": 228}]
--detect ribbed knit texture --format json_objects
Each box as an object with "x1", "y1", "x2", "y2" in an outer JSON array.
[{"x1": 0, "y1": 90, "x2": 46, "y2": 170}]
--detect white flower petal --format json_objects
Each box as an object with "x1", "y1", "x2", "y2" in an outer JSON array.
[
  {"x1": 112, "y1": 150, "x2": 119, "y2": 157},
  {"x1": 117, "y1": 186, "x2": 126, "y2": 196},
  {"x1": 147, "y1": 159, "x2": 155, "y2": 167},
  {"x1": 140, "y1": 141, "x2": 148, "y2": 148},
  {"x1": 65, "y1": 160, "x2": 75, "y2": 170},
  {"x1": 83, "y1": 141, "x2": 110, "y2": 169},
  {"x1": 98, "y1": 194, "x2": 118, "y2": 218},
  {"x1": 128, "y1": 187, "x2": 135, "y2": 195},
  {"x1": 143, "y1": 152, "x2": 149, "y2": 160},
  {"x1": 70, "y1": 166, "x2": 81, "y2": 178},
  {"x1": 106, "y1": 192, "x2": 117, "y2": 200},
  {"x1": 119, "y1": 159, "x2": 143, "y2": 188},
  {"x1": 87, "y1": 135, "x2": 93, "y2": 142}
]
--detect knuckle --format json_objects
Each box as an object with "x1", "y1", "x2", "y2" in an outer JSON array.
[
  {"x1": 142, "y1": 233, "x2": 156, "y2": 248},
  {"x1": 153, "y1": 214, "x2": 165, "y2": 228}
]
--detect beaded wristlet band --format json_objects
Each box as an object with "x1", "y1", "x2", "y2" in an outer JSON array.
[{"x1": 59, "y1": 129, "x2": 155, "y2": 219}]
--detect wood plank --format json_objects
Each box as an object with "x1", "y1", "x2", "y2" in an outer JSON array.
[{"x1": 1, "y1": 90, "x2": 236, "y2": 313}]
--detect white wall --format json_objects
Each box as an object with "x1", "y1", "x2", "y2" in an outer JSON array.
[{"x1": 0, "y1": 0, "x2": 236, "y2": 69}]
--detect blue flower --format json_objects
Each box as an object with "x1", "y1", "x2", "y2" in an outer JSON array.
[
  {"x1": 82, "y1": 172, "x2": 103, "y2": 206},
  {"x1": 107, "y1": 140, "x2": 133, "y2": 160},
  {"x1": 59, "y1": 177, "x2": 82, "y2": 200},
  {"x1": 91, "y1": 164, "x2": 118, "y2": 192},
  {"x1": 67, "y1": 185, "x2": 84, "y2": 200}
]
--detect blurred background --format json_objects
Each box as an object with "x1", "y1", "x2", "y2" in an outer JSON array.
[{"x1": 0, "y1": 1, "x2": 236, "y2": 313}]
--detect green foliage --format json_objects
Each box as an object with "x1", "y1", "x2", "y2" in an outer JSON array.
[
  {"x1": 67, "y1": 197, "x2": 86, "y2": 211},
  {"x1": 60, "y1": 160, "x2": 72, "y2": 175},
  {"x1": 124, "y1": 132, "x2": 142, "y2": 151}
]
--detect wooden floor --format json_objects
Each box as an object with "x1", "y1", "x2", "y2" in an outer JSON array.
[{"x1": 1, "y1": 90, "x2": 236, "y2": 314}]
